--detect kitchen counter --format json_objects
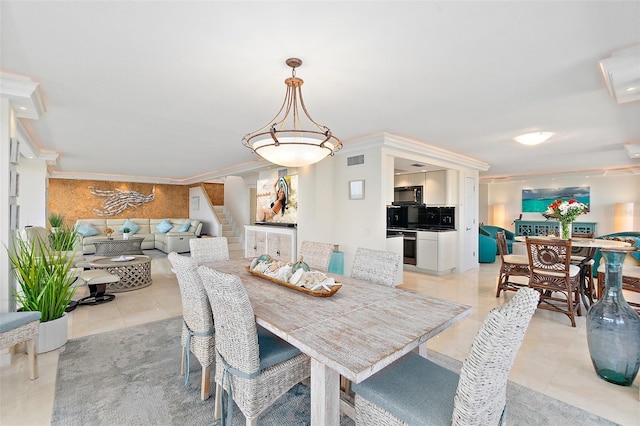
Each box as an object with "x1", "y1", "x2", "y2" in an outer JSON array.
[{"x1": 387, "y1": 227, "x2": 456, "y2": 233}]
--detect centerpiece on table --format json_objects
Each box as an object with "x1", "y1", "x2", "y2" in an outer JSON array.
[
  {"x1": 545, "y1": 199, "x2": 589, "y2": 239},
  {"x1": 104, "y1": 227, "x2": 114, "y2": 240}
]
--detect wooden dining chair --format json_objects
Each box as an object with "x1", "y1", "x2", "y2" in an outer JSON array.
[
  {"x1": 189, "y1": 237, "x2": 229, "y2": 264},
  {"x1": 351, "y1": 287, "x2": 540, "y2": 426},
  {"x1": 168, "y1": 252, "x2": 216, "y2": 401},
  {"x1": 495, "y1": 231, "x2": 530, "y2": 297},
  {"x1": 526, "y1": 238, "x2": 582, "y2": 327},
  {"x1": 298, "y1": 240, "x2": 333, "y2": 271},
  {"x1": 350, "y1": 247, "x2": 401, "y2": 287},
  {"x1": 197, "y1": 266, "x2": 310, "y2": 426}
]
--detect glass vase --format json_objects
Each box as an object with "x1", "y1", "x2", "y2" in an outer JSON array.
[
  {"x1": 586, "y1": 249, "x2": 640, "y2": 386},
  {"x1": 559, "y1": 221, "x2": 572, "y2": 239}
]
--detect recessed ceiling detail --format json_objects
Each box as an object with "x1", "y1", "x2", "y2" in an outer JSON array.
[
  {"x1": 599, "y1": 45, "x2": 640, "y2": 104},
  {"x1": 625, "y1": 142, "x2": 640, "y2": 159}
]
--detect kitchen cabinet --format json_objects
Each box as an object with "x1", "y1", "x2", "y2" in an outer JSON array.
[
  {"x1": 245, "y1": 225, "x2": 297, "y2": 263},
  {"x1": 416, "y1": 230, "x2": 457, "y2": 275},
  {"x1": 424, "y1": 171, "x2": 446, "y2": 205},
  {"x1": 394, "y1": 172, "x2": 425, "y2": 188}
]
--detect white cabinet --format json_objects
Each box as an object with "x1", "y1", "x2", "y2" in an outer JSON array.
[
  {"x1": 416, "y1": 231, "x2": 457, "y2": 275},
  {"x1": 424, "y1": 171, "x2": 446, "y2": 205},
  {"x1": 245, "y1": 225, "x2": 297, "y2": 263},
  {"x1": 394, "y1": 172, "x2": 425, "y2": 188}
]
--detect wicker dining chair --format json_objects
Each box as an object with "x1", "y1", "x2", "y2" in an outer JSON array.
[
  {"x1": 189, "y1": 237, "x2": 229, "y2": 265},
  {"x1": 0, "y1": 311, "x2": 41, "y2": 380},
  {"x1": 570, "y1": 232, "x2": 596, "y2": 305},
  {"x1": 197, "y1": 266, "x2": 310, "y2": 426},
  {"x1": 495, "y1": 231, "x2": 530, "y2": 297},
  {"x1": 351, "y1": 287, "x2": 540, "y2": 426},
  {"x1": 298, "y1": 240, "x2": 334, "y2": 271},
  {"x1": 350, "y1": 247, "x2": 402, "y2": 287},
  {"x1": 526, "y1": 238, "x2": 582, "y2": 327},
  {"x1": 168, "y1": 252, "x2": 216, "y2": 401}
]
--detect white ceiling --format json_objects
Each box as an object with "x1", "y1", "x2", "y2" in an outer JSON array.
[{"x1": 2, "y1": 1, "x2": 639, "y2": 183}]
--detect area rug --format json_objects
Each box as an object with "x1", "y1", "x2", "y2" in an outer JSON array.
[{"x1": 52, "y1": 317, "x2": 618, "y2": 426}]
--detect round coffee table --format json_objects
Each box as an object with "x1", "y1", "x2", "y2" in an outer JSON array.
[{"x1": 86, "y1": 255, "x2": 152, "y2": 292}]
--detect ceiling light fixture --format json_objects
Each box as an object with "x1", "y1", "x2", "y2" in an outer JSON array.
[
  {"x1": 514, "y1": 132, "x2": 554, "y2": 146},
  {"x1": 242, "y1": 58, "x2": 342, "y2": 168}
]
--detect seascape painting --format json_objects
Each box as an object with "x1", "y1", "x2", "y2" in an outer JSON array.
[{"x1": 522, "y1": 187, "x2": 590, "y2": 213}]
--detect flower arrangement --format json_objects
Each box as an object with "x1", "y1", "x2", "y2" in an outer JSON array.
[
  {"x1": 545, "y1": 199, "x2": 589, "y2": 238},
  {"x1": 545, "y1": 199, "x2": 589, "y2": 223},
  {"x1": 104, "y1": 227, "x2": 114, "y2": 238}
]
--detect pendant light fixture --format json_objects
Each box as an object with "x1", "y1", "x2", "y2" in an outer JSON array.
[{"x1": 242, "y1": 58, "x2": 342, "y2": 167}]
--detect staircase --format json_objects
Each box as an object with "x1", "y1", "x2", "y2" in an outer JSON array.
[{"x1": 213, "y1": 206, "x2": 244, "y2": 259}]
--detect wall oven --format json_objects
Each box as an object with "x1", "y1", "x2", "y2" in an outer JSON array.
[{"x1": 402, "y1": 231, "x2": 417, "y2": 265}]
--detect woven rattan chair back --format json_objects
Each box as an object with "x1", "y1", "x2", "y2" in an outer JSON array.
[
  {"x1": 198, "y1": 267, "x2": 260, "y2": 376},
  {"x1": 350, "y1": 247, "x2": 401, "y2": 287},
  {"x1": 189, "y1": 237, "x2": 229, "y2": 264},
  {"x1": 452, "y1": 287, "x2": 540, "y2": 425},
  {"x1": 526, "y1": 238, "x2": 581, "y2": 326},
  {"x1": 299, "y1": 241, "x2": 333, "y2": 271},
  {"x1": 168, "y1": 252, "x2": 216, "y2": 400}
]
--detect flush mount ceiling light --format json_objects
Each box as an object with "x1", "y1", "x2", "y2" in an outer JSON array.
[
  {"x1": 514, "y1": 132, "x2": 554, "y2": 146},
  {"x1": 242, "y1": 58, "x2": 342, "y2": 168}
]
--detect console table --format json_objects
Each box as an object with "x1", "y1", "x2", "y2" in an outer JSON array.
[
  {"x1": 514, "y1": 220, "x2": 597, "y2": 237},
  {"x1": 93, "y1": 237, "x2": 145, "y2": 256}
]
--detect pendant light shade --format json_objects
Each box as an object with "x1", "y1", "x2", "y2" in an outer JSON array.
[{"x1": 242, "y1": 58, "x2": 342, "y2": 167}]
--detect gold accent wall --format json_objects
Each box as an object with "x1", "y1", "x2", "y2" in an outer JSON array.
[{"x1": 48, "y1": 179, "x2": 223, "y2": 227}]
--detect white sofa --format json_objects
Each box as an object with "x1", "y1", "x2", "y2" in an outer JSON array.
[{"x1": 74, "y1": 218, "x2": 202, "y2": 254}]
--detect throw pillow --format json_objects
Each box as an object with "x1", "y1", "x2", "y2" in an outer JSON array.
[
  {"x1": 76, "y1": 223, "x2": 99, "y2": 237},
  {"x1": 119, "y1": 219, "x2": 140, "y2": 235},
  {"x1": 178, "y1": 221, "x2": 191, "y2": 232},
  {"x1": 156, "y1": 219, "x2": 173, "y2": 234}
]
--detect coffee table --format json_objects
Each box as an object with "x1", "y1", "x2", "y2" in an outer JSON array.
[
  {"x1": 93, "y1": 237, "x2": 144, "y2": 256},
  {"x1": 85, "y1": 255, "x2": 152, "y2": 292}
]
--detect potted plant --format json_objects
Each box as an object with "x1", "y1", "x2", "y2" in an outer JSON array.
[
  {"x1": 49, "y1": 224, "x2": 83, "y2": 266},
  {"x1": 7, "y1": 233, "x2": 78, "y2": 353},
  {"x1": 122, "y1": 227, "x2": 131, "y2": 240},
  {"x1": 48, "y1": 212, "x2": 65, "y2": 233}
]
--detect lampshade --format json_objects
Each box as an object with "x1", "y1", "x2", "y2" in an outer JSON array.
[
  {"x1": 242, "y1": 58, "x2": 342, "y2": 167},
  {"x1": 614, "y1": 202, "x2": 634, "y2": 232}
]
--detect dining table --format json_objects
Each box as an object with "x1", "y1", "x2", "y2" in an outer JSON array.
[
  {"x1": 203, "y1": 258, "x2": 472, "y2": 426},
  {"x1": 514, "y1": 236, "x2": 632, "y2": 308}
]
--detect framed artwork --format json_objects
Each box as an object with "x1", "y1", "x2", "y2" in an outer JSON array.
[
  {"x1": 10, "y1": 138, "x2": 20, "y2": 164},
  {"x1": 255, "y1": 174, "x2": 298, "y2": 225},
  {"x1": 190, "y1": 196, "x2": 200, "y2": 211},
  {"x1": 522, "y1": 186, "x2": 590, "y2": 213},
  {"x1": 10, "y1": 204, "x2": 19, "y2": 230},
  {"x1": 9, "y1": 171, "x2": 19, "y2": 197},
  {"x1": 349, "y1": 180, "x2": 365, "y2": 200}
]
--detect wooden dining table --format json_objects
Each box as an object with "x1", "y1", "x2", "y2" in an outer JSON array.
[{"x1": 203, "y1": 258, "x2": 472, "y2": 426}]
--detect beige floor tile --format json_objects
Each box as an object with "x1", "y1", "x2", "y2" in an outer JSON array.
[{"x1": 1, "y1": 255, "x2": 639, "y2": 425}]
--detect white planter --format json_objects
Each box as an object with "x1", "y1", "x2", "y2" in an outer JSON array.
[
  {"x1": 123, "y1": 233, "x2": 130, "y2": 240},
  {"x1": 37, "y1": 314, "x2": 68, "y2": 353}
]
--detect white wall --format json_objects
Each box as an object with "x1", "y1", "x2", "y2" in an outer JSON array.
[
  {"x1": 188, "y1": 186, "x2": 219, "y2": 236},
  {"x1": 223, "y1": 176, "x2": 251, "y2": 235},
  {"x1": 17, "y1": 157, "x2": 47, "y2": 228},
  {"x1": 485, "y1": 175, "x2": 640, "y2": 235}
]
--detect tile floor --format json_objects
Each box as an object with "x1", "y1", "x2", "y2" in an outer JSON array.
[{"x1": 1, "y1": 254, "x2": 639, "y2": 425}]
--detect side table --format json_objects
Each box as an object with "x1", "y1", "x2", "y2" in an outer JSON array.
[{"x1": 85, "y1": 255, "x2": 152, "y2": 292}]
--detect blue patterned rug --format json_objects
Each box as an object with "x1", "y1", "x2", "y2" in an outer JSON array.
[{"x1": 51, "y1": 316, "x2": 618, "y2": 425}]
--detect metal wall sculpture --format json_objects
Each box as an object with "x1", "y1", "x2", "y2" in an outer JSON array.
[{"x1": 89, "y1": 186, "x2": 156, "y2": 216}]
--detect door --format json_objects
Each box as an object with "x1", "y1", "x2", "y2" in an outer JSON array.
[{"x1": 463, "y1": 176, "x2": 477, "y2": 271}]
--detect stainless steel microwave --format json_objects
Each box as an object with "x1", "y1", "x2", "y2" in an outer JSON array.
[{"x1": 393, "y1": 186, "x2": 423, "y2": 205}]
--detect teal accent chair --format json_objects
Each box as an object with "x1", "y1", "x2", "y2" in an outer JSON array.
[
  {"x1": 592, "y1": 231, "x2": 640, "y2": 277},
  {"x1": 481, "y1": 225, "x2": 516, "y2": 254},
  {"x1": 479, "y1": 229, "x2": 497, "y2": 263}
]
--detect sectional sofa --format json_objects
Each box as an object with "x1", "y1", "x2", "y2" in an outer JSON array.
[{"x1": 74, "y1": 218, "x2": 202, "y2": 254}]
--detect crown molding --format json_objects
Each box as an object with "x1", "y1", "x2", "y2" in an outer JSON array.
[{"x1": 0, "y1": 71, "x2": 46, "y2": 119}]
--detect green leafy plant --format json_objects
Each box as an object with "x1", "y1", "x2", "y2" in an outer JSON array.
[
  {"x1": 122, "y1": 227, "x2": 131, "y2": 234},
  {"x1": 48, "y1": 212, "x2": 65, "y2": 228},
  {"x1": 49, "y1": 225, "x2": 79, "y2": 251},
  {"x1": 7, "y1": 235, "x2": 77, "y2": 322}
]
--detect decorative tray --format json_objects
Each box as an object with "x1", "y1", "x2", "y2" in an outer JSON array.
[
  {"x1": 245, "y1": 266, "x2": 341, "y2": 298},
  {"x1": 111, "y1": 255, "x2": 135, "y2": 262}
]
